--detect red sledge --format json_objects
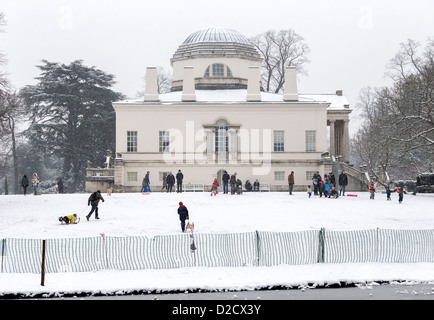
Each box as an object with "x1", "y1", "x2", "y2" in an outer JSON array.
[{"x1": 346, "y1": 194, "x2": 358, "y2": 197}]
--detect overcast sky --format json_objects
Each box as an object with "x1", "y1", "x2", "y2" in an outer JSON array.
[{"x1": 1, "y1": 0, "x2": 433, "y2": 136}]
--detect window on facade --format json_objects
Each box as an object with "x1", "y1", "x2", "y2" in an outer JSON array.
[
  {"x1": 212, "y1": 63, "x2": 225, "y2": 77},
  {"x1": 203, "y1": 64, "x2": 233, "y2": 78},
  {"x1": 274, "y1": 171, "x2": 285, "y2": 181},
  {"x1": 306, "y1": 130, "x2": 316, "y2": 152},
  {"x1": 127, "y1": 172, "x2": 138, "y2": 182},
  {"x1": 274, "y1": 130, "x2": 285, "y2": 152},
  {"x1": 127, "y1": 131, "x2": 137, "y2": 152},
  {"x1": 215, "y1": 119, "x2": 228, "y2": 152},
  {"x1": 159, "y1": 131, "x2": 170, "y2": 152}
]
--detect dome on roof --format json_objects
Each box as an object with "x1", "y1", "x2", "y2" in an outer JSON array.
[
  {"x1": 170, "y1": 27, "x2": 262, "y2": 92},
  {"x1": 182, "y1": 27, "x2": 252, "y2": 45},
  {"x1": 171, "y1": 27, "x2": 261, "y2": 64}
]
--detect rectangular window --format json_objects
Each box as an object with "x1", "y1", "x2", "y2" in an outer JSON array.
[
  {"x1": 215, "y1": 128, "x2": 228, "y2": 152},
  {"x1": 274, "y1": 171, "x2": 285, "y2": 181},
  {"x1": 127, "y1": 131, "x2": 137, "y2": 152},
  {"x1": 159, "y1": 131, "x2": 170, "y2": 152},
  {"x1": 306, "y1": 130, "x2": 316, "y2": 152},
  {"x1": 274, "y1": 130, "x2": 285, "y2": 152},
  {"x1": 127, "y1": 172, "x2": 138, "y2": 182}
]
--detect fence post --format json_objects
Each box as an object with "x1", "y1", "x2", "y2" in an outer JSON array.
[
  {"x1": 41, "y1": 239, "x2": 46, "y2": 286},
  {"x1": 255, "y1": 231, "x2": 260, "y2": 266},
  {"x1": 318, "y1": 228, "x2": 325, "y2": 263},
  {"x1": 1, "y1": 239, "x2": 5, "y2": 273}
]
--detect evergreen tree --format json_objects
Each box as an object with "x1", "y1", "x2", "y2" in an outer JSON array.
[{"x1": 21, "y1": 60, "x2": 124, "y2": 192}]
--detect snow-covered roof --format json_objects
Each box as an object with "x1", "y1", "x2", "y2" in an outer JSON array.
[{"x1": 115, "y1": 89, "x2": 351, "y2": 111}]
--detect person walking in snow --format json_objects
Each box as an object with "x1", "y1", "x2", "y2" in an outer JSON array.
[
  {"x1": 398, "y1": 187, "x2": 406, "y2": 204},
  {"x1": 307, "y1": 185, "x2": 312, "y2": 198},
  {"x1": 86, "y1": 190, "x2": 105, "y2": 220},
  {"x1": 21, "y1": 173, "x2": 29, "y2": 196},
  {"x1": 161, "y1": 172, "x2": 168, "y2": 191},
  {"x1": 229, "y1": 172, "x2": 237, "y2": 195},
  {"x1": 177, "y1": 202, "x2": 189, "y2": 232},
  {"x1": 166, "y1": 171, "x2": 175, "y2": 193},
  {"x1": 288, "y1": 171, "x2": 295, "y2": 195},
  {"x1": 210, "y1": 178, "x2": 219, "y2": 196},
  {"x1": 142, "y1": 171, "x2": 151, "y2": 192},
  {"x1": 31, "y1": 173, "x2": 39, "y2": 195},
  {"x1": 386, "y1": 187, "x2": 392, "y2": 201}
]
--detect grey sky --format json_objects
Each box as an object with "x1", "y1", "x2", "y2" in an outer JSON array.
[{"x1": 1, "y1": 0, "x2": 433, "y2": 136}]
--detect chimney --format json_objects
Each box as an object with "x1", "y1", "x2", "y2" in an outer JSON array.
[
  {"x1": 283, "y1": 66, "x2": 299, "y2": 101},
  {"x1": 182, "y1": 66, "x2": 196, "y2": 102},
  {"x1": 246, "y1": 66, "x2": 261, "y2": 102},
  {"x1": 336, "y1": 90, "x2": 343, "y2": 96},
  {"x1": 144, "y1": 67, "x2": 159, "y2": 102}
]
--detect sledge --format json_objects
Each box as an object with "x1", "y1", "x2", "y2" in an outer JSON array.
[
  {"x1": 185, "y1": 220, "x2": 195, "y2": 232},
  {"x1": 142, "y1": 192, "x2": 150, "y2": 195},
  {"x1": 346, "y1": 194, "x2": 358, "y2": 197}
]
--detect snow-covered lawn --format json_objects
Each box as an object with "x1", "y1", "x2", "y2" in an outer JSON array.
[{"x1": 1, "y1": 191, "x2": 433, "y2": 297}]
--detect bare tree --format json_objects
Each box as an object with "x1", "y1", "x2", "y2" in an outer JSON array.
[
  {"x1": 0, "y1": 91, "x2": 26, "y2": 194},
  {"x1": 352, "y1": 38, "x2": 434, "y2": 183},
  {"x1": 0, "y1": 12, "x2": 11, "y2": 119},
  {"x1": 137, "y1": 66, "x2": 173, "y2": 97},
  {"x1": 249, "y1": 29, "x2": 310, "y2": 93}
]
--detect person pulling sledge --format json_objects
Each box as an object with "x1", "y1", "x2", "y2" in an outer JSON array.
[
  {"x1": 86, "y1": 190, "x2": 105, "y2": 221},
  {"x1": 177, "y1": 201, "x2": 190, "y2": 232},
  {"x1": 59, "y1": 214, "x2": 79, "y2": 224}
]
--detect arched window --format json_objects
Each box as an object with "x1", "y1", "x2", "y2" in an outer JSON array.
[
  {"x1": 215, "y1": 119, "x2": 228, "y2": 152},
  {"x1": 203, "y1": 64, "x2": 233, "y2": 78}
]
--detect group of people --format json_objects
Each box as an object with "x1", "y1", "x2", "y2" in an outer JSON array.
[
  {"x1": 20, "y1": 173, "x2": 65, "y2": 195},
  {"x1": 142, "y1": 170, "x2": 184, "y2": 193},
  {"x1": 20, "y1": 173, "x2": 40, "y2": 195},
  {"x1": 221, "y1": 171, "x2": 261, "y2": 195},
  {"x1": 309, "y1": 170, "x2": 348, "y2": 198}
]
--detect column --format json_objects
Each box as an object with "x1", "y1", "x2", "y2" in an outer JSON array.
[
  {"x1": 329, "y1": 120, "x2": 335, "y2": 159},
  {"x1": 342, "y1": 119, "x2": 350, "y2": 163}
]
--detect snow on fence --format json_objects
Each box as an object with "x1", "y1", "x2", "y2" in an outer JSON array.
[{"x1": 1, "y1": 229, "x2": 433, "y2": 274}]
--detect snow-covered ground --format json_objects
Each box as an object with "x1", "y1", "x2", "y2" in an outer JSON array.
[{"x1": 1, "y1": 191, "x2": 433, "y2": 297}]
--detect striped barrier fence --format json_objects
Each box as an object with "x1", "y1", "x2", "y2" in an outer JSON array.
[{"x1": 1, "y1": 229, "x2": 433, "y2": 274}]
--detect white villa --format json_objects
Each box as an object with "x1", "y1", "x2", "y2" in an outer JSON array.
[{"x1": 108, "y1": 27, "x2": 355, "y2": 193}]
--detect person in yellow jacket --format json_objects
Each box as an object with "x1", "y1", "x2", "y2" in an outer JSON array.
[{"x1": 59, "y1": 214, "x2": 79, "y2": 224}]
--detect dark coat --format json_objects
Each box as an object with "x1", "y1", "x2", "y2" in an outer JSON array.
[
  {"x1": 178, "y1": 205, "x2": 189, "y2": 221},
  {"x1": 222, "y1": 173, "x2": 230, "y2": 183},
  {"x1": 176, "y1": 172, "x2": 183, "y2": 182},
  {"x1": 21, "y1": 175, "x2": 29, "y2": 187},
  {"x1": 88, "y1": 191, "x2": 105, "y2": 206},
  {"x1": 166, "y1": 174, "x2": 175, "y2": 185},
  {"x1": 339, "y1": 173, "x2": 348, "y2": 186}
]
